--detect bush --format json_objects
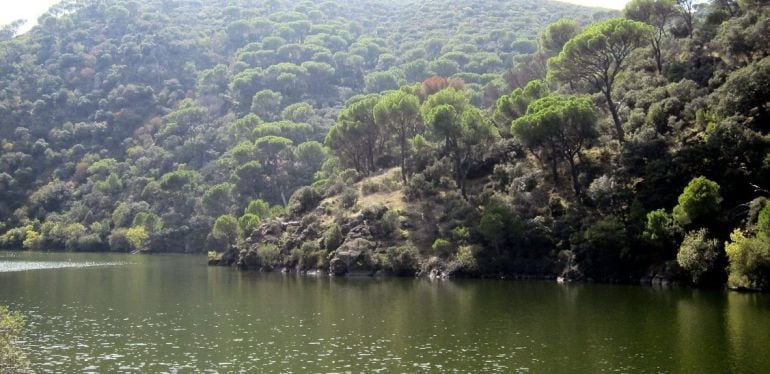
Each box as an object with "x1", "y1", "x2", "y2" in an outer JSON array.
[
  {"x1": 212, "y1": 215, "x2": 240, "y2": 247},
  {"x1": 456, "y1": 245, "x2": 481, "y2": 273},
  {"x1": 238, "y1": 214, "x2": 261, "y2": 237},
  {"x1": 65, "y1": 233, "x2": 103, "y2": 251},
  {"x1": 340, "y1": 188, "x2": 358, "y2": 209},
  {"x1": 0, "y1": 305, "x2": 31, "y2": 373},
  {"x1": 244, "y1": 199, "x2": 271, "y2": 219},
  {"x1": 677, "y1": 229, "x2": 719, "y2": 285},
  {"x1": 672, "y1": 176, "x2": 722, "y2": 228},
  {"x1": 725, "y1": 229, "x2": 770, "y2": 291},
  {"x1": 292, "y1": 241, "x2": 324, "y2": 270},
  {"x1": 108, "y1": 228, "x2": 132, "y2": 252},
  {"x1": 380, "y1": 209, "x2": 400, "y2": 235},
  {"x1": 644, "y1": 209, "x2": 675, "y2": 242},
  {"x1": 404, "y1": 173, "x2": 432, "y2": 201},
  {"x1": 125, "y1": 226, "x2": 149, "y2": 251},
  {"x1": 257, "y1": 244, "x2": 282, "y2": 268},
  {"x1": 323, "y1": 224, "x2": 344, "y2": 251},
  {"x1": 578, "y1": 217, "x2": 629, "y2": 280},
  {"x1": 432, "y1": 238, "x2": 454, "y2": 257},
  {"x1": 287, "y1": 186, "x2": 322, "y2": 216},
  {"x1": 0, "y1": 227, "x2": 27, "y2": 249},
  {"x1": 379, "y1": 246, "x2": 420, "y2": 276},
  {"x1": 361, "y1": 180, "x2": 384, "y2": 195}
]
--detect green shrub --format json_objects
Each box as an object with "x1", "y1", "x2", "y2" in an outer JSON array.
[
  {"x1": 288, "y1": 186, "x2": 322, "y2": 216},
  {"x1": 404, "y1": 173, "x2": 432, "y2": 201},
  {"x1": 380, "y1": 245, "x2": 420, "y2": 275},
  {"x1": 292, "y1": 241, "x2": 324, "y2": 270},
  {"x1": 725, "y1": 229, "x2": 770, "y2": 291},
  {"x1": 212, "y1": 215, "x2": 240, "y2": 247},
  {"x1": 432, "y1": 238, "x2": 454, "y2": 257},
  {"x1": 361, "y1": 180, "x2": 384, "y2": 195},
  {"x1": 257, "y1": 244, "x2": 282, "y2": 268},
  {"x1": 380, "y1": 209, "x2": 400, "y2": 235},
  {"x1": 644, "y1": 209, "x2": 675, "y2": 242},
  {"x1": 0, "y1": 305, "x2": 31, "y2": 372},
  {"x1": 244, "y1": 199, "x2": 271, "y2": 219},
  {"x1": 238, "y1": 214, "x2": 261, "y2": 237},
  {"x1": 672, "y1": 176, "x2": 722, "y2": 228},
  {"x1": 677, "y1": 229, "x2": 719, "y2": 284},
  {"x1": 340, "y1": 188, "x2": 358, "y2": 209},
  {"x1": 456, "y1": 245, "x2": 481, "y2": 273},
  {"x1": 125, "y1": 226, "x2": 149, "y2": 251},
  {"x1": 108, "y1": 228, "x2": 132, "y2": 252},
  {"x1": 323, "y1": 224, "x2": 344, "y2": 251}
]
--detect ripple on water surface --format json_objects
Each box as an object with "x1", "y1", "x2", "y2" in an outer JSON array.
[{"x1": 0, "y1": 259, "x2": 129, "y2": 272}]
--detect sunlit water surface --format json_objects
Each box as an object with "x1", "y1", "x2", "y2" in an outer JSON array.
[{"x1": 1, "y1": 251, "x2": 769, "y2": 373}]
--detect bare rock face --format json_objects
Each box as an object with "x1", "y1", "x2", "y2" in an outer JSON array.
[
  {"x1": 345, "y1": 225, "x2": 372, "y2": 241},
  {"x1": 329, "y1": 238, "x2": 377, "y2": 276},
  {"x1": 238, "y1": 249, "x2": 260, "y2": 270},
  {"x1": 249, "y1": 220, "x2": 284, "y2": 245}
]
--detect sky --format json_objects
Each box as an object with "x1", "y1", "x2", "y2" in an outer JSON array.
[
  {"x1": 1, "y1": 0, "x2": 628, "y2": 34},
  {"x1": 556, "y1": 0, "x2": 628, "y2": 9},
  {"x1": 0, "y1": 0, "x2": 61, "y2": 33}
]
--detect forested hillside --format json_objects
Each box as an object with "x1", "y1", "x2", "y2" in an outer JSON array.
[
  {"x1": 2, "y1": 0, "x2": 770, "y2": 291},
  {"x1": 0, "y1": 0, "x2": 602, "y2": 251}
]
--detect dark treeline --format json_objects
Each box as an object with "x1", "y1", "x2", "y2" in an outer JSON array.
[{"x1": 2, "y1": 0, "x2": 769, "y2": 291}]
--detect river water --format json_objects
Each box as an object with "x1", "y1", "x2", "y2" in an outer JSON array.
[{"x1": 1, "y1": 251, "x2": 769, "y2": 372}]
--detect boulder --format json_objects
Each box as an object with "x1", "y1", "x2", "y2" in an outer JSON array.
[
  {"x1": 328, "y1": 238, "x2": 377, "y2": 276},
  {"x1": 330, "y1": 257, "x2": 348, "y2": 276},
  {"x1": 238, "y1": 249, "x2": 260, "y2": 270},
  {"x1": 345, "y1": 225, "x2": 372, "y2": 241}
]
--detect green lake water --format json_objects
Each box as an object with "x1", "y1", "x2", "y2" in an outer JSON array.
[{"x1": 1, "y1": 251, "x2": 769, "y2": 373}]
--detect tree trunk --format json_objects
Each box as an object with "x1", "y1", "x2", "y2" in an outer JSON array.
[
  {"x1": 603, "y1": 88, "x2": 624, "y2": 143},
  {"x1": 652, "y1": 39, "x2": 663, "y2": 75},
  {"x1": 567, "y1": 155, "x2": 581, "y2": 198},
  {"x1": 400, "y1": 129, "x2": 408, "y2": 184},
  {"x1": 550, "y1": 156, "x2": 560, "y2": 185}
]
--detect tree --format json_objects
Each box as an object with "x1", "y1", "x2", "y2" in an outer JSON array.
[
  {"x1": 540, "y1": 19, "x2": 580, "y2": 55},
  {"x1": 548, "y1": 18, "x2": 652, "y2": 142},
  {"x1": 201, "y1": 183, "x2": 234, "y2": 217},
  {"x1": 255, "y1": 136, "x2": 294, "y2": 204},
  {"x1": 125, "y1": 226, "x2": 149, "y2": 252},
  {"x1": 251, "y1": 90, "x2": 283, "y2": 120},
  {"x1": 0, "y1": 19, "x2": 25, "y2": 41},
  {"x1": 422, "y1": 89, "x2": 499, "y2": 196},
  {"x1": 725, "y1": 226, "x2": 770, "y2": 291},
  {"x1": 675, "y1": 0, "x2": 696, "y2": 38},
  {"x1": 238, "y1": 214, "x2": 261, "y2": 237},
  {"x1": 364, "y1": 71, "x2": 400, "y2": 93},
  {"x1": 245, "y1": 199, "x2": 272, "y2": 219},
  {"x1": 677, "y1": 229, "x2": 719, "y2": 284},
  {"x1": 624, "y1": 0, "x2": 677, "y2": 74},
  {"x1": 512, "y1": 95, "x2": 598, "y2": 197},
  {"x1": 325, "y1": 95, "x2": 383, "y2": 175},
  {"x1": 712, "y1": 57, "x2": 770, "y2": 128},
  {"x1": 293, "y1": 141, "x2": 326, "y2": 184},
  {"x1": 373, "y1": 90, "x2": 420, "y2": 182},
  {"x1": 212, "y1": 214, "x2": 240, "y2": 248},
  {"x1": 672, "y1": 176, "x2": 723, "y2": 228},
  {"x1": 492, "y1": 79, "x2": 549, "y2": 134}
]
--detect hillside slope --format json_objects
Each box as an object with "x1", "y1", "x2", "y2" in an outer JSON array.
[{"x1": 0, "y1": 0, "x2": 601, "y2": 253}]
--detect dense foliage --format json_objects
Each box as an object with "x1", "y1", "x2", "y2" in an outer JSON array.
[
  {"x1": 0, "y1": 305, "x2": 30, "y2": 373},
  {"x1": 0, "y1": 0, "x2": 600, "y2": 253},
  {"x1": 3, "y1": 0, "x2": 770, "y2": 291}
]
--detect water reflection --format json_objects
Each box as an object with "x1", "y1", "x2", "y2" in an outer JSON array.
[{"x1": 0, "y1": 252, "x2": 768, "y2": 372}]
